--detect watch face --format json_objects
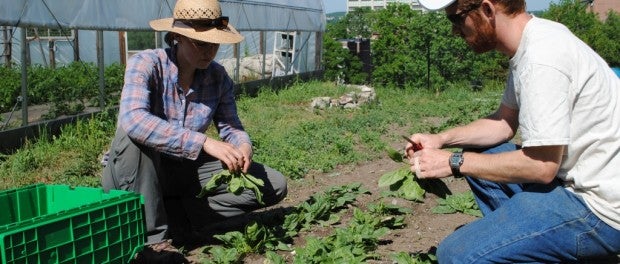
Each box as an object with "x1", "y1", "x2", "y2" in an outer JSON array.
[
  {"x1": 450, "y1": 153, "x2": 463, "y2": 167},
  {"x1": 450, "y1": 152, "x2": 463, "y2": 177}
]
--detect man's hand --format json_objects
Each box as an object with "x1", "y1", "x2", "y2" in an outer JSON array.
[
  {"x1": 404, "y1": 133, "x2": 443, "y2": 159},
  {"x1": 404, "y1": 133, "x2": 452, "y2": 179},
  {"x1": 408, "y1": 148, "x2": 453, "y2": 179}
]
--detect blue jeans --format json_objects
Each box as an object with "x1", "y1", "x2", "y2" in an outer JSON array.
[{"x1": 437, "y1": 143, "x2": 620, "y2": 263}]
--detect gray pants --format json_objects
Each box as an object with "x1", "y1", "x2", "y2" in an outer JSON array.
[{"x1": 101, "y1": 128, "x2": 288, "y2": 244}]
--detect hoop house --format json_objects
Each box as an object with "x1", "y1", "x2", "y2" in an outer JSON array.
[
  {"x1": 0, "y1": 0, "x2": 325, "y2": 110},
  {"x1": 0, "y1": 0, "x2": 325, "y2": 151}
]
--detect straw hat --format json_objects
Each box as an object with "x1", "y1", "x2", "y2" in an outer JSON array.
[
  {"x1": 419, "y1": 0, "x2": 457, "y2": 10},
  {"x1": 149, "y1": 0, "x2": 243, "y2": 44}
]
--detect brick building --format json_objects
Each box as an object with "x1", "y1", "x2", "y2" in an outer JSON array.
[{"x1": 586, "y1": 0, "x2": 620, "y2": 20}]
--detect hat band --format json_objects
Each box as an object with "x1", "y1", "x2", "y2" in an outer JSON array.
[{"x1": 173, "y1": 17, "x2": 229, "y2": 32}]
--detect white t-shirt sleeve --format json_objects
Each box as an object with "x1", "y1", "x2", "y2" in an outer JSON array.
[
  {"x1": 502, "y1": 71, "x2": 518, "y2": 109},
  {"x1": 511, "y1": 64, "x2": 572, "y2": 147}
]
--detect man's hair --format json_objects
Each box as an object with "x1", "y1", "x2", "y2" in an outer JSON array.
[{"x1": 458, "y1": 0, "x2": 526, "y2": 16}]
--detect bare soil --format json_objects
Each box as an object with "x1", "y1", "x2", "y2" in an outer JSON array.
[{"x1": 185, "y1": 156, "x2": 477, "y2": 263}]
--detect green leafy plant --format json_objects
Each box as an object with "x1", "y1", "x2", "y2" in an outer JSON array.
[
  {"x1": 386, "y1": 146, "x2": 405, "y2": 163},
  {"x1": 366, "y1": 201, "x2": 412, "y2": 229},
  {"x1": 196, "y1": 170, "x2": 265, "y2": 205},
  {"x1": 282, "y1": 183, "x2": 370, "y2": 237},
  {"x1": 197, "y1": 170, "x2": 265, "y2": 205},
  {"x1": 379, "y1": 166, "x2": 426, "y2": 202},
  {"x1": 212, "y1": 221, "x2": 290, "y2": 254},
  {"x1": 392, "y1": 251, "x2": 438, "y2": 264},
  {"x1": 292, "y1": 208, "x2": 390, "y2": 263},
  {"x1": 378, "y1": 147, "x2": 426, "y2": 201},
  {"x1": 264, "y1": 251, "x2": 286, "y2": 264},
  {"x1": 202, "y1": 183, "x2": 372, "y2": 263},
  {"x1": 432, "y1": 191, "x2": 482, "y2": 217},
  {"x1": 201, "y1": 246, "x2": 240, "y2": 264}
]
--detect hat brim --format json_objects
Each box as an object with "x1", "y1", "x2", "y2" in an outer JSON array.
[
  {"x1": 149, "y1": 18, "x2": 244, "y2": 44},
  {"x1": 419, "y1": 0, "x2": 457, "y2": 11}
]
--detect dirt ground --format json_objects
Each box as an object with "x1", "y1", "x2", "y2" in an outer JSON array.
[
  {"x1": 287, "y1": 157, "x2": 476, "y2": 258},
  {"x1": 185, "y1": 156, "x2": 477, "y2": 263}
]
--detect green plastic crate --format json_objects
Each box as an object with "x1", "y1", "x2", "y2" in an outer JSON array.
[{"x1": 0, "y1": 184, "x2": 145, "y2": 264}]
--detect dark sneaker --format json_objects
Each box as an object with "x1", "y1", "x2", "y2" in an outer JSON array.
[{"x1": 131, "y1": 240, "x2": 189, "y2": 264}]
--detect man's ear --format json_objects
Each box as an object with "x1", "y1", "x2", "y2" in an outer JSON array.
[{"x1": 482, "y1": 0, "x2": 495, "y2": 18}]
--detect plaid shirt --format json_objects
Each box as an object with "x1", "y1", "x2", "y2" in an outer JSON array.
[{"x1": 118, "y1": 47, "x2": 250, "y2": 160}]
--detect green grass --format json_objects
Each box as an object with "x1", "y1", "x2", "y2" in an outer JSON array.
[
  {"x1": 0, "y1": 110, "x2": 116, "y2": 189},
  {"x1": 0, "y1": 81, "x2": 503, "y2": 190}
]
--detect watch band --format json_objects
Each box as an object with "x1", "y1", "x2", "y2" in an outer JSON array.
[{"x1": 450, "y1": 151, "x2": 464, "y2": 177}]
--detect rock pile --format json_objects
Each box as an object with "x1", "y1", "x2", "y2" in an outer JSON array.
[{"x1": 311, "y1": 85, "x2": 377, "y2": 109}]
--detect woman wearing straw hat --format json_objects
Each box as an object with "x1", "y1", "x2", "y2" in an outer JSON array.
[{"x1": 102, "y1": 0, "x2": 287, "y2": 257}]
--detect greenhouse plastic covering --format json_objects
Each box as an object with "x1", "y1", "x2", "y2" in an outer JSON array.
[{"x1": 0, "y1": 0, "x2": 325, "y2": 32}]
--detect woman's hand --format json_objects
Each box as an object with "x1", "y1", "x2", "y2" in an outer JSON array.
[
  {"x1": 238, "y1": 142, "x2": 253, "y2": 173},
  {"x1": 202, "y1": 137, "x2": 245, "y2": 172}
]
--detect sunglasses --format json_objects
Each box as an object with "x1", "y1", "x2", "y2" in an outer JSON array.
[
  {"x1": 446, "y1": 2, "x2": 482, "y2": 25},
  {"x1": 174, "y1": 16, "x2": 229, "y2": 32},
  {"x1": 186, "y1": 37, "x2": 219, "y2": 49}
]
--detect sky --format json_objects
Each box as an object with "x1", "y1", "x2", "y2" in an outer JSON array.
[{"x1": 322, "y1": 0, "x2": 560, "y2": 13}]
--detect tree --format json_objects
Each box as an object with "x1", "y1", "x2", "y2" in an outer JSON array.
[
  {"x1": 542, "y1": 0, "x2": 619, "y2": 66},
  {"x1": 370, "y1": 4, "x2": 424, "y2": 87},
  {"x1": 371, "y1": 5, "x2": 507, "y2": 90},
  {"x1": 322, "y1": 8, "x2": 372, "y2": 84},
  {"x1": 320, "y1": 0, "x2": 617, "y2": 90},
  {"x1": 601, "y1": 12, "x2": 620, "y2": 66},
  {"x1": 323, "y1": 23, "x2": 368, "y2": 84}
]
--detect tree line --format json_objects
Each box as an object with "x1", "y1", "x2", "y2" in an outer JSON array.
[{"x1": 322, "y1": 0, "x2": 620, "y2": 90}]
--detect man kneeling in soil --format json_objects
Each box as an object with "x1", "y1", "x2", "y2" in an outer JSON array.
[{"x1": 404, "y1": 0, "x2": 620, "y2": 262}]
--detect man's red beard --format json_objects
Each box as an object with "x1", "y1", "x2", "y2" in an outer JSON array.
[{"x1": 468, "y1": 12, "x2": 497, "y2": 54}]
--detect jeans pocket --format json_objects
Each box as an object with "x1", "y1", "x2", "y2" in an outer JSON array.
[
  {"x1": 110, "y1": 133, "x2": 140, "y2": 190},
  {"x1": 576, "y1": 214, "x2": 620, "y2": 260}
]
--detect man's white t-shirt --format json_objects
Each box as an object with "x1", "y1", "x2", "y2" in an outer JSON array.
[{"x1": 502, "y1": 16, "x2": 620, "y2": 230}]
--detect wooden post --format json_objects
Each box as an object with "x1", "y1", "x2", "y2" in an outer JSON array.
[
  {"x1": 118, "y1": 31, "x2": 126, "y2": 65},
  {"x1": 260, "y1": 31, "x2": 266, "y2": 79},
  {"x1": 96, "y1": 30, "x2": 105, "y2": 109},
  {"x1": 21, "y1": 28, "x2": 29, "y2": 126},
  {"x1": 234, "y1": 43, "x2": 240, "y2": 82},
  {"x1": 73, "y1": 29, "x2": 80, "y2": 62},
  {"x1": 48, "y1": 40, "x2": 56, "y2": 69},
  {"x1": 315, "y1": 31, "x2": 323, "y2": 71},
  {"x1": 2, "y1": 26, "x2": 11, "y2": 66}
]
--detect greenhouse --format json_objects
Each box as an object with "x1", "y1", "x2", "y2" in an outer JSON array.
[
  {"x1": 0, "y1": 0, "x2": 326, "y2": 80},
  {"x1": 0, "y1": 0, "x2": 326, "y2": 153},
  {"x1": 0, "y1": 0, "x2": 326, "y2": 151}
]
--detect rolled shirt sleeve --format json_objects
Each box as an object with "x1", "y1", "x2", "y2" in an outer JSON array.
[{"x1": 118, "y1": 48, "x2": 248, "y2": 160}]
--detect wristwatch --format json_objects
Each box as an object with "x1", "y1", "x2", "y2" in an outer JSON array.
[{"x1": 449, "y1": 151, "x2": 464, "y2": 177}]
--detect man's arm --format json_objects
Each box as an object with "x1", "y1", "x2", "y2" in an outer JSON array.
[
  {"x1": 440, "y1": 103, "x2": 519, "y2": 149},
  {"x1": 459, "y1": 145, "x2": 563, "y2": 184},
  {"x1": 409, "y1": 103, "x2": 563, "y2": 183}
]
